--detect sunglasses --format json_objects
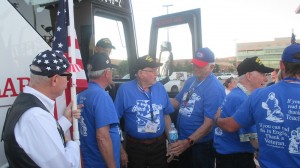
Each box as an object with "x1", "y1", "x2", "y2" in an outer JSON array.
[{"x1": 48, "y1": 73, "x2": 72, "y2": 81}]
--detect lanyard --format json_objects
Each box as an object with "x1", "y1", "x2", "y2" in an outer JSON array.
[
  {"x1": 237, "y1": 83, "x2": 251, "y2": 96},
  {"x1": 184, "y1": 78, "x2": 206, "y2": 105},
  {"x1": 137, "y1": 84, "x2": 154, "y2": 122}
]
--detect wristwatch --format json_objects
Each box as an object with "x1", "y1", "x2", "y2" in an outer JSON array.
[{"x1": 187, "y1": 137, "x2": 194, "y2": 146}]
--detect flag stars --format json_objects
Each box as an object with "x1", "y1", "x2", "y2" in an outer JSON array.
[
  {"x1": 44, "y1": 60, "x2": 49, "y2": 64},
  {"x1": 53, "y1": 59, "x2": 58, "y2": 64},
  {"x1": 42, "y1": 54, "x2": 47, "y2": 58},
  {"x1": 58, "y1": 43, "x2": 63, "y2": 48},
  {"x1": 37, "y1": 59, "x2": 42, "y2": 64},
  {"x1": 63, "y1": 64, "x2": 67, "y2": 68},
  {"x1": 59, "y1": 59, "x2": 63, "y2": 62},
  {"x1": 46, "y1": 67, "x2": 51, "y2": 71},
  {"x1": 57, "y1": 10, "x2": 60, "y2": 16},
  {"x1": 56, "y1": 66, "x2": 61, "y2": 70},
  {"x1": 57, "y1": 26, "x2": 62, "y2": 32}
]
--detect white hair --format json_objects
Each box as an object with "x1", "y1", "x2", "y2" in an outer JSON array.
[
  {"x1": 29, "y1": 65, "x2": 49, "y2": 84},
  {"x1": 87, "y1": 64, "x2": 107, "y2": 80}
]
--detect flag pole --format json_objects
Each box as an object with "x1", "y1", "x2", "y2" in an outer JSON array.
[{"x1": 67, "y1": 0, "x2": 80, "y2": 145}]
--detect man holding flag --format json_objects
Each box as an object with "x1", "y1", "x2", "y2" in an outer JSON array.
[{"x1": 1, "y1": 50, "x2": 82, "y2": 168}]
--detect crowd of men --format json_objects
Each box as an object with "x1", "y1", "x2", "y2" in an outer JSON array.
[{"x1": 2, "y1": 37, "x2": 300, "y2": 168}]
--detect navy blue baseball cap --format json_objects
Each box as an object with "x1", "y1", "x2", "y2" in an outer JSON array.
[
  {"x1": 88, "y1": 53, "x2": 117, "y2": 71},
  {"x1": 30, "y1": 50, "x2": 70, "y2": 76},
  {"x1": 191, "y1": 47, "x2": 215, "y2": 67},
  {"x1": 282, "y1": 44, "x2": 300, "y2": 63}
]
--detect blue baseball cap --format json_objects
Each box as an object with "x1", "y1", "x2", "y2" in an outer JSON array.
[
  {"x1": 282, "y1": 44, "x2": 300, "y2": 63},
  {"x1": 88, "y1": 53, "x2": 117, "y2": 71},
  {"x1": 191, "y1": 47, "x2": 215, "y2": 67}
]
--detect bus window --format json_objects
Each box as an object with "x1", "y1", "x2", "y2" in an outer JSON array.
[
  {"x1": 8, "y1": 0, "x2": 55, "y2": 45},
  {"x1": 156, "y1": 24, "x2": 193, "y2": 76},
  {"x1": 94, "y1": 16, "x2": 129, "y2": 79}
]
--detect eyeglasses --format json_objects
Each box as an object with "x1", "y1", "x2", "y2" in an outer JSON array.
[
  {"x1": 141, "y1": 69, "x2": 158, "y2": 75},
  {"x1": 48, "y1": 73, "x2": 72, "y2": 81}
]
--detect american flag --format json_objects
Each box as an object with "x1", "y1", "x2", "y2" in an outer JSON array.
[{"x1": 52, "y1": 0, "x2": 87, "y2": 124}]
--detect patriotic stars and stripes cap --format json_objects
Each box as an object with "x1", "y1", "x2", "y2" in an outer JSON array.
[{"x1": 30, "y1": 50, "x2": 70, "y2": 77}]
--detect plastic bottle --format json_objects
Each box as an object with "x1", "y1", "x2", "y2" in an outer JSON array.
[{"x1": 169, "y1": 123, "x2": 178, "y2": 144}]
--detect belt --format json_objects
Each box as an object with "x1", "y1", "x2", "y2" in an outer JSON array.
[
  {"x1": 216, "y1": 152, "x2": 254, "y2": 159},
  {"x1": 126, "y1": 134, "x2": 165, "y2": 145}
]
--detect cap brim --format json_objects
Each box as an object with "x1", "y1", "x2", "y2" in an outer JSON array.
[
  {"x1": 258, "y1": 66, "x2": 274, "y2": 74},
  {"x1": 110, "y1": 64, "x2": 118, "y2": 69},
  {"x1": 191, "y1": 58, "x2": 208, "y2": 67}
]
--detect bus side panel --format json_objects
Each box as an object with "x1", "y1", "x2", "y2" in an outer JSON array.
[{"x1": 0, "y1": 1, "x2": 50, "y2": 166}]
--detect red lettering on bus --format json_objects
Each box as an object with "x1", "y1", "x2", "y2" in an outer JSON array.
[{"x1": 17, "y1": 77, "x2": 30, "y2": 92}]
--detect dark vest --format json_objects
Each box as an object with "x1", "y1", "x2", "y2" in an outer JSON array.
[{"x1": 1, "y1": 92, "x2": 65, "y2": 168}]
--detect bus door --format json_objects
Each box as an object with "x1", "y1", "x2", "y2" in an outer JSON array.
[
  {"x1": 74, "y1": 0, "x2": 138, "y2": 99},
  {"x1": 149, "y1": 8, "x2": 202, "y2": 98}
]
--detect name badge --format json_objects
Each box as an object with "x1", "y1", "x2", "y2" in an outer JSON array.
[{"x1": 145, "y1": 121, "x2": 158, "y2": 133}]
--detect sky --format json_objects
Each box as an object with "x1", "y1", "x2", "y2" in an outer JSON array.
[{"x1": 131, "y1": 0, "x2": 300, "y2": 58}]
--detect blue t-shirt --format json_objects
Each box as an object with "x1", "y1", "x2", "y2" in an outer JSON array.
[
  {"x1": 175, "y1": 74, "x2": 225, "y2": 142},
  {"x1": 77, "y1": 82, "x2": 120, "y2": 168},
  {"x1": 214, "y1": 87, "x2": 256, "y2": 154},
  {"x1": 114, "y1": 79, "x2": 174, "y2": 139},
  {"x1": 233, "y1": 81, "x2": 300, "y2": 168}
]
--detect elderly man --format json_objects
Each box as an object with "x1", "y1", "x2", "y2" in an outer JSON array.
[
  {"x1": 114, "y1": 55, "x2": 174, "y2": 168},
  {"x1": 168, "y1": 48, "x2": 226, "y2": 168},
  {"x1": 77, "y1": 55, "x2": 122, "y2": 168},
  {"x1": 94, "y1": 38, "x2": 115, "y2": 57},
  {"x1": 215, "y1": 43, "x2": 300, "y2": 168},
  {"x1": 214, "y1": 56, "x2": 273, "y2": 168},
  {"x1": 2, "y1": 50, "x2": 81, "y2": 168}
]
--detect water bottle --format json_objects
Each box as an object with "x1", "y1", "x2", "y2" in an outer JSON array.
[{"x1": 169, "y1": 123, "x2": 178, "y2": 144}]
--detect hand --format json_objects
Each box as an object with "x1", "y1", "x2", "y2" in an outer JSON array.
[
  {"x1": 167, "y1": 140, "x2": 189, "y2": 157},
  {"x1": 214, "y1": 107, "x2": 222, "y2": 120},
  {"x1": 64, "y1": 101, "x2": 84, "y2": 122},
  {"x1": 120, "y1": 145, "x2": 128, "y2": 168},
  {"x1": 166, "y1": 153, "x2": 175, "y2": 163}
]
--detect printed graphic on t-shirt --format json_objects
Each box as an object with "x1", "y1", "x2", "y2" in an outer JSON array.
[
  {"x1": 262, "y1": 92, "x2": 284, "y2": 123},
  {"x1": 289, "y1": 127, "x2": 300, "y2": 154},
  {"x1": 79, "y1": 117, "x2": 88, "y2": 136},
  {"x1": 215, "y1": 127, "x2": 223, "y2": 136},
  {"x1": 179, "y1": 93, "x2": 201, "y2": 117},
  {"x1": 132, "y1": 100, "x2": 162, "y2": 133},
  {"x1": 258, "y1": 94, "x2": 300, "y2": 152}
]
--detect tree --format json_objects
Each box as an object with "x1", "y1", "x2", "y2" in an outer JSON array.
[
  {"x1": 213, "y1": 64, "x2": 220, "y2": 73},
  {"x1": 117, "y1": 60, "x2": 129, "y2": 78}
]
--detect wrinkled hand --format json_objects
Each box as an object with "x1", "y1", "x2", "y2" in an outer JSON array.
[
  {"x1": 166, "y1": 153, "x2": 175, "y2": 163},
  {"x1": 167, "y1": 140, "x2": 189, "y2": 157},
  {"x1": 64, "y1": 101, "x2": 84, "y2": 122},
  {"x1": 120, "y1": 145, "x2": 128, "y2": 168}
]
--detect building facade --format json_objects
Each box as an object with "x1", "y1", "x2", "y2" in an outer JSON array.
[{"x1": 236, "y1": 37, "x2": 298, "y2": 68}]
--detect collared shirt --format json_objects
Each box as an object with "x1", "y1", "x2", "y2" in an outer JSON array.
[{"x1": 14, "y1": 86, "x2": 80, "y2": 168}]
